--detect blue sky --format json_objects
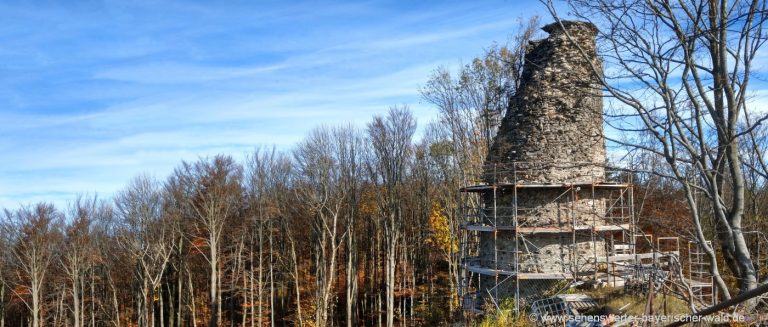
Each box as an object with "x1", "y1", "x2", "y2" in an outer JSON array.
[{"x1": 0, "y1": 0, "x2": 552, "y2": 209}]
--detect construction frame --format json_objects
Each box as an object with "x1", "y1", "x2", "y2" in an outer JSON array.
[{"x1": 458, "y1": 162, "x2": 716, "y2": 317}]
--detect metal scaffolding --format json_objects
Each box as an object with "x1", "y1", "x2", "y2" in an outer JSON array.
[
  {"x1": 458, "y1": 162, "x2": 717, "y2": 316},
  {"x1": 458, "y1": 162, "x2": 637, "y2": 316},
  {"x1": 687, "y1": 241, "x2": 716, "y2": 307}
]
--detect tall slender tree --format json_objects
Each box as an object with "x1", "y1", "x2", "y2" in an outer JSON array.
[
  {"x1": 2, "y1": 203, "x2": 63, "y2": 327},
  {"x1": 366, "y1": 107, "x2": 417, "y2": 327}
]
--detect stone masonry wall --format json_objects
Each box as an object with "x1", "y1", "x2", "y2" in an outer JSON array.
[
  {"x1": 478, "y1": 188, "x2": 612, "y2": 274},
  {"x1": 486, "y1": 21, "x2": 604, "y2": 184},
  {"x1": 475, "y1": 21, "x2": 608, "y2": 308}
]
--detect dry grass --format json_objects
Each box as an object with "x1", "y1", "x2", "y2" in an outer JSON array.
[
  {"x1": 581, "y1": 287, "x2": 692, "y2": 316},
  {"x1": 471, "y1": 286, "x2": 695, "y2": 327}
]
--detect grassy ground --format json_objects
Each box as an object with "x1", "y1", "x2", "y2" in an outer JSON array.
[
  {"x1": 471, "y1": 286, "x2": 694, "y2": 326},
  {"x1": 581, "y1": 287, "x2": 692, "y2": 316}
]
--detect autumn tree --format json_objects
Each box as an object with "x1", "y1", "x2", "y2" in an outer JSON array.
[
  {"x1": 421, "y1": 16, "x2": 541, "y2": 184},
  {"x1": 114, "y1": 175, "x2": 174, "y2": 326},
  {"x1": 2, "y1": 203, "x2": 63, "y2": 327},
  {"x1": 243, "y1": 147, "x2": 294, "y2": 326},
  {"x1": 174, "y1": 155, "x2": 244, "y2": 327},
  {"x1": 293, "y1": 125, "x2": 363, "y2": 327},
  {"x1": 61, "y1": 195, "x2": 111, "y2": 327},
  {"x1": 366, "y1": 106, "x2": 417, "y2": 327}
]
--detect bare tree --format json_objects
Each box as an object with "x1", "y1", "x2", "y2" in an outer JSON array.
[
  {"x1": 366, "y1": 107, "x2": 417, "y2": 327},
  {"x1": 420, "y1": 17, "x2": 541, "y2": 184},
  {"x1": 244, "y1": 147, "x2": 292, "y2": 326},
  {"x1": 114, "y1": 175, "x2": 174, "y2": 326},
  {"x1": 174, "y1": 156, "x2": 243, "y2": 327},
  {"x1": 333, "y1": 127, "x2": 364, "y2": 327},
  {"x1": 257, "y1": 154, "x2": 305, "y2": 327},
  {"x1": 2, "y1": 203, "x2": 63, "y2": 327},
  {"x1": 61, "y1": 195, "x2": 110, "y2": 327},
  {"x1": 293, "y1": 125, "x2": 363, "y2": 327},
  {"x1": 543, "y1": 0, "x2": 768, "y2": 299}
]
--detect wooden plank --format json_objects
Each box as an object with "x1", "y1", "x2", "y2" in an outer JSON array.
[
  {"x1": 464, "y1": 224, "x2": 516, "y2": 232},
  {"x1": 464, "y1": 225, "x2": 494, "y2": 232},
  {"x1": 517, "y1": 227, "x2": 572, "y2": 233},
  {"x1": 517, "y1": 224, "x2": 631, "y2": 233},
  {"x1": 464, "y1": 264, "x2": 573, "y2": 279},
  {"x1": 465, "y1": 265, "x2": 515, "y2": 276},
  {"x1": 518, "y1": 273, "x2": 570, "y2": 280},
  {"x1": 598, "y1": 251, "x2": 680, "y2": 262},
  {"x1": 593, "y1": 224, "x2": 631, "y2": 232}
]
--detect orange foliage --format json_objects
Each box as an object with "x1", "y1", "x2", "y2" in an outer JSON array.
[{"x1": 189, "y1": 237, "x2": 209, "y2": 254}]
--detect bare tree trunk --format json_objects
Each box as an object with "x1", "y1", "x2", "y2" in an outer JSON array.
[
  {"x1": 177, "y1": 238, "x2": 184, "y2": 327},
  {"x1": 258, "y1": 225, "x2": 264, "y2": 327},
  {"x1": 0, "y1": 280, "x2": 5, "y2": 327},
  {"x1": 345, "y1": 227, "x2": 357, "y2": 327},
  {"x1": 249, "y1": 254, "x2": 256, "y2": 327},
  {"x1": 376, "y1": 230, "x2": 382, "y2": 327},
  {"x1": 210, "y1": 239, "x2": 219, "y2": 327},
  {"x1": 90, "y1": 271, "x2": 94, "y2": 327},
  {"x1": 168, "y1": 282, "x2": 175, "y2": 327},
  {"x1": 242, "y1": 241, "x2": 248, "y2": 327},
  {"x1": 177, "y1": 276, "x2": 182, "y2": 327},
  {"x1": 188, "y1": 269, "x2": 197, "y2": 327},
  {"x1": 31, "y1": 268, "x2": 42, "y2": 327},
  {"x1": 289, "y1": 237, "x2": 303, "y2": 327},
  {"x1": 53, "y1": 289, "x2": 62, "y2": 327},
  {"x1": 160, "y1": 283, "x2": 165, "y2": 327},
  {"x1": 410, "y1": 250, "x2": 415, "y2": 325},
  {"x1": 218, "y1": 258, "x2": 223, "y2": 327},
  {"x1": 386, "y1": 229, "x2": 396, "y2": 327},
  {"x1": 110, "y1": 275, "x2": 120, "y2": 327},
  {"x1": 144, "y1": 277, "x2": 151, "y2": 327},
  {"x1": 73, "y1": 268, "x2": 81, "y2": 327},
  {"x1": 269, "y1": 224, "x2": 276, "y2": 327},
  {"x1": 400, "y1": 239, "x2": 406, "y2": 327}
]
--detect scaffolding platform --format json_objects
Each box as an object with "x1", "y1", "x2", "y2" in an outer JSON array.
[
  {"x1": 458, "y1": 162, "x2": 717, "y2": 317},
  {"x1": 465, "y1": 263, "x2": 571, "y2": 279},
  {"x1": 597, "y1": 251, "x2": 679, "y2": 263},
  {"x1": 463, "y1": 223, "x2": 631, "y2": 233},
  {"x1": 458, "y1": 162, "x2": 637, "y2": 316},
  {"x1": 460, "y1": 182, "x2": 631, "y2": 193}
]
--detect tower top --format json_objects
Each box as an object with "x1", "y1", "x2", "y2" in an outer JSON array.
[
  {"x1": 485, "y1": 21, "x2": 605, "y2": 183},
  {"x1": 541, "y1": 20, "x2": 598, "y2": 35}
]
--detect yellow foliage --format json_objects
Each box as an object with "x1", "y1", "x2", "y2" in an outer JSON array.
[
  {"x1": 359, "y1": 186, "x2": 379, "y2": 217},
  {"x1": 427, "y1": 202, "x2": 457, "y2": 253}
]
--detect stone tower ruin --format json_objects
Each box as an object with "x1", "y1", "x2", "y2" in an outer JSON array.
[
  {"x1": 486, "y1": 20, "x2": 604, "y2": 182},
  {"x1": 459, "y1": 21, "x2": 636, "y2": 313}
]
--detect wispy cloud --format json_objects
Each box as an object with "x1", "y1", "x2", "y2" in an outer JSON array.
[
  {"x1": 94, "y1": 63, "x2": 288, "y2": 84},
  {"x1": 0, "y1": 0, "x2": 549, "y2": 210}
]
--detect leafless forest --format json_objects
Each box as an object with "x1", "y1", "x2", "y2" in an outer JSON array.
[{"x1": 2, "y1": 0, "x2": 768, "y2": 325}]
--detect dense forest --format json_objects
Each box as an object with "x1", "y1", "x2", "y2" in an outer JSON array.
[{"x1": 2, "y1": 0, "x2": 768, "y2": 325}]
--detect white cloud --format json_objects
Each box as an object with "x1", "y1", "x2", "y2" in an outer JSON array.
[{"x1": 0, "y1": 0, "x2": 540, "y2": 210}]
